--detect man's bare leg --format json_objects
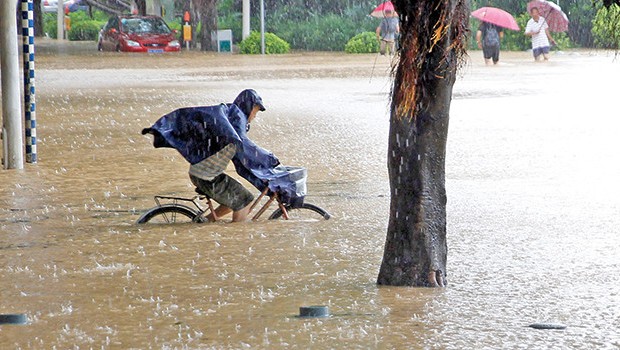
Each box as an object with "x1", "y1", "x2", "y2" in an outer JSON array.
[
  {"x1": 206, "y1": 205, "x2": 232, "y2": 222},
  {"x1": 232, "y1": 203, "x2": 253, "y2": 222}
]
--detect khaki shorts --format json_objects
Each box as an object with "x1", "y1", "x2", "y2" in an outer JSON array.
[
  {"x1": 380, "y1": 39, "x2": 395, "y2": 55},
  {"x1": 190, "y1": 173, "x2": 254, "y2": 211}
]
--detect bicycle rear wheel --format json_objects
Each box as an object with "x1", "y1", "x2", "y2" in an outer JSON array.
[
  {"x1": 268, "y1": 203, "x2": 331, "y2": 221},
  {"x1": 136, "y1": 204, "x2": 201, "y2": 224}
]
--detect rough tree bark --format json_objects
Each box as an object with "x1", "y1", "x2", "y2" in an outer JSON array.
[
  {"x1": 135, "y1": 0, "x2": 146, "y2": 15},
  {"x1": 377, "y1": 0, "x2": 468, "y2": 287},
  {"x1": 34, "y1": 0, "x2": 43, "y2": 36},
  {"x1": 193, "y1": 0, "x2": 218, "y2": 51}
]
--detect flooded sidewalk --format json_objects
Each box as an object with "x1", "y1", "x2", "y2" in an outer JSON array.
[{"x1": 1, "y1": 40, "x2": 619, "y2": 348}]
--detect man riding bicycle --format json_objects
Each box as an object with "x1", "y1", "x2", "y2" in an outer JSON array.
[{"x1": 142, "y1": 89, "x2": 279, "y2": 222}]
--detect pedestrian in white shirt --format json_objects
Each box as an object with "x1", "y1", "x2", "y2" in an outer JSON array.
[{"x1": 525, "y1": 7, "x2": 556, "y2": 61}]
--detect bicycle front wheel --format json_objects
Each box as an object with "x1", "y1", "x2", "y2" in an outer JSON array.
[
  {"x1": 136, "y1": 204, "x2": 201, "y2": 224},
  {"x1": 268, "y1": 203, "x2": 331, "y2": 221}
]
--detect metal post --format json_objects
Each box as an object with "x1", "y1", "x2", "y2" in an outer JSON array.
[
  {"x1": 57, "y1": 0, "x2": 64, "y2": 40},
  {"x1": 183, "y1": 10, "x2": 191, "y2": 50},
  {"x1": 242, "y1": 0, "x2": 250, "y2": 40},
  {"x1": 260, "y1": 0, "x2": 265, "y2": 55},
  {"x1": 22, "y1": 0, "x2": 37, "y2": 163},
  {"x1": 1, "y1": 0, "x2": 25, "y2": 169}
]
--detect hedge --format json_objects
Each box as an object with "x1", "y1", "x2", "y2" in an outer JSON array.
[
  {"x1": 239, "y1": 31, "x2": 290, "y2": 54},
  {"x1": 592, "y1": 4, "x2": 620, "y2": 49},
  {"x1": 345, "y1": 32, "x2": 380, "y2": 53},
  {"x1": 68, "y1": 20, "x2": 104, "y2": 41}
]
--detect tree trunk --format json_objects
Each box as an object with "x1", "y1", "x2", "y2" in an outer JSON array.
[
  {"x1": 198, "y1": 0, "x2": 217, "y2": 51},
  {"x1": 377, "y1": 0, "x2": 468, "y2": 287},
  {"x1": 34, "y1": 0, "x2": 44, "y2": 37},
  {"x1": 135, "y1": 0, "x2": 147, "y2": 15}
]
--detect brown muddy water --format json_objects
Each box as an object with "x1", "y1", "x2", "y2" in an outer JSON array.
[{"x1": 1, "y1": 40, "x2": 619, "y2": 348}]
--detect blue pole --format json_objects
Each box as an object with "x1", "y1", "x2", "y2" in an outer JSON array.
[{"x1": 22, "y1": 0, "x2": 37, "y2": 163}]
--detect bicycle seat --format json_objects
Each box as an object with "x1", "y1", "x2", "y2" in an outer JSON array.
[{"x1": 194, "y1": 187, "x2": 210, "y2": 198}]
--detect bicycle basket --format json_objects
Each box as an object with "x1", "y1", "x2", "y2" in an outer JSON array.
[{"x1": 250, "y1": 165, "x2": 307, "y2": 207}]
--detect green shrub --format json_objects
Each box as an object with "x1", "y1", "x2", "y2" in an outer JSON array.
[
  {"x1": 239, "y1": 31, "x2": 290, "y2": 54},
  {"x1": 551, "y1": 32, "x2": 572, "y2": 50},
  {"x1": 306, "y1": 14, "x2": 357, "y2": 51},
  {"x1": 215, "y1": 3, "x2": 378, "y2": 51},
  {"x1": 43, "y1": 13, "x2": 57, "y2": 38},
  {"x1": 345, "y1": 32, "x2": 379, "y2": 53},
  {"x1": 501, "y1": 13, "x2": 531, "y2": 51},
  {"x1": 592, "y1": 4, "x2": 620, "y2": 49},
  {"x1": 166, "y1": 21, "x2": 183, "y2": 40},
  {"x1": 564, "y1": 1, "x2": 597, "y2": 47},
  {"x1": 68, "y1": 20, "x2": 103, "y2": 41},
  {"x1": 167, "y1": 21, "x2": 181, "y2": 32},
  {"x1": 69, "y1": 9, "x2": 109, "y2": 23},
  {"x1": 43, "y1": 10, "x2": 109, "y2": 39},
  {"x1": 265, "y1": 5, "x2": 377, "y2": 51},
  {"x1": 218, "y1": 0, "x2": 242, "y2": 43}
]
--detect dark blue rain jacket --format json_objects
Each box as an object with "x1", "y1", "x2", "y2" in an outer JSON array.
[
  {"x1": 142, "y1": 104, "x2": 305, "y2": 206},
  {"x1": 141, "y1": 104, "x2": 244, "y2": 165},
  {"x1": 224, "y1": 103, "x2": 277, "y2": 192}
]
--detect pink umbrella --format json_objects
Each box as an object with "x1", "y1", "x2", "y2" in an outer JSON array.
[
  {"x1": 371, "y1": 1, "x2": 397, "y2": 18},
  {"x1": 471, "y1": 7, "x2": 519, "y2": 31},
  {"x1": 527, "y1": 0, "x2": 569, "y2": 32}
]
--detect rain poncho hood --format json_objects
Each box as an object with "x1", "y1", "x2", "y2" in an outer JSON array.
[
  {"x1": 142, "y1": 102, "x2": 306, "y2": 206},
  {"x1": 233, "y1": 89, "x2": 266, "y2": 116}
]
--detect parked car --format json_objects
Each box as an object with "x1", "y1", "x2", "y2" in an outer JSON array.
[{"x1": 97, "y1": 15, "x2": 180, "y2": 53}]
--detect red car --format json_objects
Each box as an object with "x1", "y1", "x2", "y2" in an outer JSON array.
[{"x1": 98, "y1": 15, "x2": 180, "y2": 53}]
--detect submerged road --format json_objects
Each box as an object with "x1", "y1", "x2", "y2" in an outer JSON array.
[{"x1": 1, "y1": 40, "x2": 619, "y2": 348}]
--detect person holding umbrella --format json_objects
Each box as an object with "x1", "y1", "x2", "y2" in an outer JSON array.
[
  {"x1": 375, "y1": 7, "x2": 399, "y2": 56},
  {"x1": 476, "y1": 22, "x2": 503, "y2": 65},
  {"x1": 471, "y1": 7, "x2": 519, "y2": 65},
  {"x1": 525, "y1": 7, "x2": 557, "y2": 61}
]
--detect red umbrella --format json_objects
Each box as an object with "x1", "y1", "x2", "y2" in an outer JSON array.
[
  {"x1": 527, "y1": 0, "x2": 569, "y2": 32},
  {"x1": 471, "y1": 7, "x2": 519, "y2": 31},
  {"x1": 371, "y1": 1, "x2": 397, "y2": 18}
]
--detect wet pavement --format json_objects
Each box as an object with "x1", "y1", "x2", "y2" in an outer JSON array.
[{"x1": 1, "y1": 39, "x2": 619, "y2": 348}]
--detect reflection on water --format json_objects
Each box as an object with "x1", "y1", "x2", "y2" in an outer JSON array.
[{"x1": 1, "y1": 43, "x2": 619, "y2": 348}]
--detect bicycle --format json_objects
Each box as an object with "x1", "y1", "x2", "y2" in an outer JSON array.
[{"x1": 137, "y1": 185, "x2": 331, "y2": 224}]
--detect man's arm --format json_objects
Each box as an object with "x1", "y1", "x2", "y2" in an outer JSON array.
[
  {"x1": 227, "y1": 105, "x2": 279, "y2": 169},
  {"x1": 524, "y1": 21, "x2": 537, "y2": 36},
  {"x1": 545, "y1": 27, "x2": 556, "y2": 45},
  {"x1": 476, "y1": 30, "x2": 482, "y2": 49},
  {"x1": 376, "y1": 25, "x2": 382, "y2": 40}
]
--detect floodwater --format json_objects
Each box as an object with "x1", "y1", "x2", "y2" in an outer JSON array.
[{"x1": 1, "y1": 40, "x2": 619, "y2": 348}]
